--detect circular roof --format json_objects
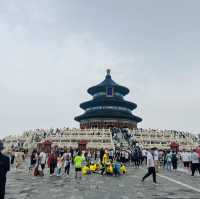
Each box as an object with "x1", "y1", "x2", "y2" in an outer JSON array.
[
  {"x1": 80, "y1": 97, "x2": 137, "y2": 110},
  {"x1": 87, "y1": 70, "x2": 129, "y2": 96},
  {"x1": 74, "y1": 109, "x2": 142, "y2": 123}
]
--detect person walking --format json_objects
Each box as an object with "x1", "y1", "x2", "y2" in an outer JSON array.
[
  {"x1": 142, "y1": 148, "x2": 157, "y2": 184},
  {"x1": 0, "y1": 141, "x2": 10, "y2": 199}
]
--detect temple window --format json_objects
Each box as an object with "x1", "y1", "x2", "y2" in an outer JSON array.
[{"x1": 106, "y1": 87, "x2": 114, "y2": 97}]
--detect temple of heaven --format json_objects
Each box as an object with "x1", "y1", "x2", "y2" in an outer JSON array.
[{"x1": 74, "y1": 69, "x2": 142, "y2": 129}]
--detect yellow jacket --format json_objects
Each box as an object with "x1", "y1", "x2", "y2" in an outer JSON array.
[
  {"x1": 102, "y1": 154, "x2": 109, "y2": 165},
  {"x1": 120, "y1": 165, "x2": 127, "y2": 174},
  {"x1": 82, "y1": 166, "x2": 90, "y2": 175}
]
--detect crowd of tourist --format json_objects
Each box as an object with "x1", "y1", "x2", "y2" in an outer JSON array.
[
  {"x1": 2, "y1": 136, "x2": 200, "y2": 199},
  {"x1": 9, "y1": 147, "x2": 128, "y2": 178},
  {"x1": 1, "y1": 127, "x2": 200, "y2": 199},
  {"x1": 7, "y1": 141, "x2": 200, "y2": 179}
]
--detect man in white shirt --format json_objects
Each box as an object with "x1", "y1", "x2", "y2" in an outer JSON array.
[{"x1": 142, "y1": 148, "x2": 157, "y2": 184}]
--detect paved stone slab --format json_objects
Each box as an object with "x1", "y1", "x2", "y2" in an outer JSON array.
[{"x1": 5, "y1": 167, "x2": 200, "y2": 199}]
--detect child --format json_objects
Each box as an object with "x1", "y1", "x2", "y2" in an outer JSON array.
[
  {"x1": 82, "y1": 164, "x2": 91, "y2": 176},
  {"x1": 120, "y1": 163, "x2": 127, "y2": 174},
  {"x1": 113, "y1": 161, "x2": 121, "y2": 176},
  {"x1": 106, "y1": 163, "x2": 114, "y2": 175},
  {"x1": 89, "y1": 161, "x2": 97, "y2": 173},
  {"x1": 56, "y1": 154, "x2": 63, "y2": 176}
]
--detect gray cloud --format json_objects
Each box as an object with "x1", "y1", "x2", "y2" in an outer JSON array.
[{"x1": 0, "y1": 0, "x2": 200, "y2": 137}]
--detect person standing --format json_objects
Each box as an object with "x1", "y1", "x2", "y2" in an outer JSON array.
[
  {"x1": 39, "y1": 150, "x2": 47, "y2": 171},
  {"x1": 191, "y1": 149, "x2": 200, "y2": 176},
  {"x1": 100, "y1": 148, "x2": 104, "y2": 164},
  {"x1": 154, "y1": 148, "x2": 159, "y2": 172},
  {"x1": 74, "y1": 151, "x2": 85, "y2": 178},
  {"x1": 141, "y1": 149, "x2": 147, "y2": 165},
  {"x1": 165, "y1": 150, "x2": 172, "y2": 172},
  {"x1": 48, "y1": 152, "x2": 57, "y2": 176},
  {"x1": 0, "y1": 141, "x2": 10, "y2": 199},
  {"x1": 29, "y1": 150, "x2": 37, "y2": 172},
  {"x1": 171, "y1": 151, "x2": 178, "y2": 171},
  {"x1": 15, "y1": 150, "x2": 25, "y2": 169},
  {"x1": 10, "y1": 150, "x2": 15, "y2": 166},
  {"x1": 63, "y1": 150, "x2": 71, "y2": 176},
  {"x1": 56, "y1": 154, "x2": 63, "y2": 176},
  {"x1": 142, "y1": 148, "x2": 157, "y2": 184}
]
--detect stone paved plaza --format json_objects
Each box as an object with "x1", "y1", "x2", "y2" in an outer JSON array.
[{"x1": 5, "y1": 167, "x2": 200, "y2": 199}]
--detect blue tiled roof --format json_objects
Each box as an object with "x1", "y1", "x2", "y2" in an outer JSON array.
[{"x1": 87, "y1": 71, "x2": 129, "y2": 95}]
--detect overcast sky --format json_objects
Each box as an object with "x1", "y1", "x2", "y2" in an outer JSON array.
[{"x1": 0, "y1": 0, "x2": 200, "y2": 138}]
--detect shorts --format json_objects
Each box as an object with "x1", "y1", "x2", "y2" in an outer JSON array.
[{"x1": 75, "y1": 168, "x2": 82, "y2": 172}]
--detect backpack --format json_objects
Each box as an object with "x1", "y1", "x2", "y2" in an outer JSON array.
[{"x1": 171, "y1": 153, "x2": 177, "y2": 161}]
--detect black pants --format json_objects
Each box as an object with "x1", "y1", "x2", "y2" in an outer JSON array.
[
  {"x1": 172, "y1": 161, "x2": 177, "y2": 170},
  {"x1": 65, "y1": 164, "x2": 70, "y2": 175},
  {"x1": 191, "y1": 163, "x2": 200, "y2": 176},
  {"x1": 41, "y1": 164, "x2": 45, "y2": 170},
  {"x1": 135, "y1": 159, "x2": 140, "y2": 167},
  {"x1": 50, "y1": 163, "x2": 56, "y2": 174},
  {"x1": 0, "y1": 181, "x2": 6, "y2": 199},
  {"x1": 142, "y1": 167, "x2": 156, "y2": 183}
]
